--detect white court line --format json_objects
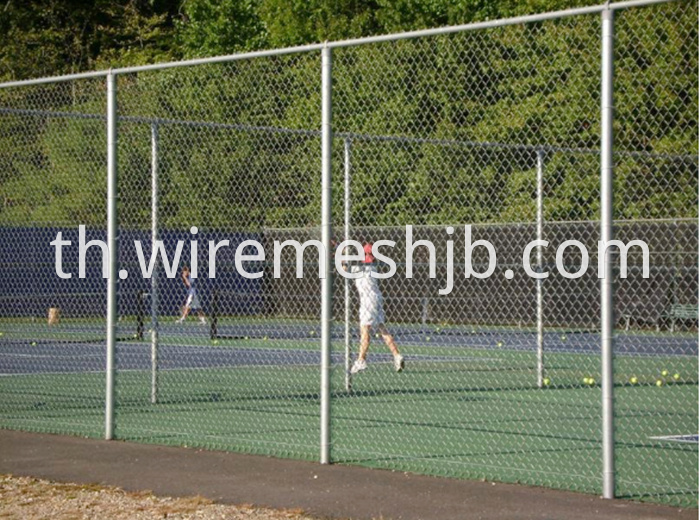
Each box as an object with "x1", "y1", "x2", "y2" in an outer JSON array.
[
  {"x1": 0, "y1": 353, "x2": 503, "y2": 377},
  {"x1": 649, "y1": 434, "x2": 698, "y2": 443}
]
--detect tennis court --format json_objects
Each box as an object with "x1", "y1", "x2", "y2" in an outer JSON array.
[
  {"x1": 1, "y1": 316, "x2": 696, "y2": 506},
  {"x1": 0, "y1": 0, "x2": 697, "y2": 512}
]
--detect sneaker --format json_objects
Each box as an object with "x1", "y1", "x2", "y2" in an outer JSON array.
[
  {"x1": 350, "y1": 359, "x2": 367, "y2": 374},
  {"x1": 199, "y1": 317, "x2": 208, "y2": 325},
  {"x1": 176, "y1": 317, "x2": 185, "y2": 324},
  {"x1": 394, "y1": 354, "x2": 405, "y2": 372}
]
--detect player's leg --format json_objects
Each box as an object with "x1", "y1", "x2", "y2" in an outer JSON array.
[
  {"x1": 178, "y1": 303, "x2": 191, "y2": 323},
  {"x1": 378, "y1": 323, "x2": 404, "y2": 372},
  {"x1": 350, "y1": 324, "x2": 371, "y2": 373},
  {"x1": 178, "y1": 294, "x2": 194, "y2": 323},
  {"x1": 371, "y1": 294, "x2": 404, "y2": 372},
  {"x1": 377, "y1": 323, "x2": 399, "y2": 356},
  {"x1": 190, "y1": 293, "x2": 207, "y2": 324},
  {"x1": 359, "y1": 324, "x2": 371, "y2": 360}
]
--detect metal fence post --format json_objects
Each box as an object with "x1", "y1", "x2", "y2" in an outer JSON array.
[
  {"x1": 105, "y1": 71, "x2": 118, "y2": 440},
  {"x1": 600, "y1": 6, "x2": 616, "y2": 500},
  {"x1": 536, "y1": 150, "x2": 545, "y2": 388},
  {"x1": 344, "y1": 138, "x2": 352, "y2": 393},
  {"x1": 151, "y1": 122, "x2": 159, "y2": 404},
  {"x1": 320, "y1": 44, "x2": 333, "y2": 464}
]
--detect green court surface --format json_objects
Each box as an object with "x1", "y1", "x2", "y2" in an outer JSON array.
[{"x1": 0, "y1": 328, "x2": 697, "y2": 508}]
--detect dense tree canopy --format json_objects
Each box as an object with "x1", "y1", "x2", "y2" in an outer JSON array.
[
  {"x1": 0, "y1": 0, "x2": 632, "y2": 80},
  {"x1": 0, "y1": 0, "x2": 697, "y2": 230}
]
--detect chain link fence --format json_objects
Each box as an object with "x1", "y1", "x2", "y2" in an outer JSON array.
[
  {"x1": 0, "y1": 0, "x2": 697, "y2": 508},
  {"x1": 0, "y1": 79, "x2": 112, "y2": 437}
]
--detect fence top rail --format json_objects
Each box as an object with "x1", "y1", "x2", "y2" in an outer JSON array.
[{"x1": 0, "y1": 0, "x2": 680, "y2": 89}]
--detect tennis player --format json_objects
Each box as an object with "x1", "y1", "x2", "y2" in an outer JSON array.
[
  {"x1": 177, "y1": 265, "x2": 207, "y2": 324},
  {"x1": 349, "y1": 243, "x2": 404, "y2": 374}
]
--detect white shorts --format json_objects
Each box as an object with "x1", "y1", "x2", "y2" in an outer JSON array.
[
  {"x1": 185, "y1": 292, "x2": 201, "y2": 310},
  {"x1": 359, "y1": 294, "x2": 385, "y2": 327}
]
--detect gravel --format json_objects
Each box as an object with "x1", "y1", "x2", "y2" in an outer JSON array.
[{"x1": 0, "y1": 474, "x2": 319, "y2": 520}]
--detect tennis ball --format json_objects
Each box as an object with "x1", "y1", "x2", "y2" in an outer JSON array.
[
  {"x1": 629, "y1": 376, "x2": 638, "y2": 385},
  {"x1": 0, "y1": 332, "x2": 4, "y2": 336},
  {"x1": 661, "y1": 369, "x2": 669, "y2": 377},
  {"x1": 31, "y1": 342, "x2": 37, "y2": 346},
  {"x1": 435, "y1": 327, "x2": 442, "y2": 333},
  {"x1": 375, "y1": 333, "x2": 381, "y2": 338},
  {"x1": 673, "y1": 373, "x2": 680, "y2": 381},
  {"x1": 263, "y1": 336, "x2": 269, "y2": 341},
  {"x1": 309, "y1": 330, "x2": 316, "y2": 336},
  {"x1": 244, "y1": 336, "x2": 250, "y2": 340},
  {"x1": 560, "y1": 335, "x2": 567, "y2": 341},
  {"x1": 132, "y1": 333, "x2": 139, "y2": 338},
  {"x1": 543, "y1": 377, "x2": 551, "y2": 386},
  {"x1": 587, "y1": 377, "x2": 595, "y2": 385},
  {"x1": 655, "y1": 379, "x2": 664, "y2": 387},
  {"x1": 497, "y1": 341, "x2": 503, "y2": 347},
  {"x1": 426, "y1": 336, "x2": 431, "y2": 341}
]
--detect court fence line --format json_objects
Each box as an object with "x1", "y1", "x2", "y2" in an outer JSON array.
[{"x1": 0, "y1": 0, "x2": 697, "y2": 508}]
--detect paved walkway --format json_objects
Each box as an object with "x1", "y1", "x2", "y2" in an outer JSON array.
[{"x1": 0, "y1": 430, "x2": 695, "y2": 520}]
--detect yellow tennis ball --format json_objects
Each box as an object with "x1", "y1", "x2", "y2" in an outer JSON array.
[
  {"x1": 629, "y1": 376, "x2": 638, "y2": 385},
  {"x1": 497, "y1": 341, "x2": 503, "y2": 347},
  {"x1": 263, "y1": 336, "x2": 269, "y2": 341},
  {"x1": 588, "y1": 377, "x2": 595, "y2": 385},
  {"x1": 543, "y1": 377, "x2": 551, "y2": 386},
  {"x1": 426, "y1": 336, "x2": 431, "y2": 341},
  {"x1": 655, "y1": 379, "x2": 664, "y2": 387},
  {"x1": 309, "y1": 330, "x2": 316, "y2": 336},
  {"x1": 375, "y1": 333, "x2": 381, "y2": 338},
  {"x1": 31, "y1": 342, "x2": 37, "y2": 346},
  {"x1": 583, "y1": 377, "x2": 590, "y2": 385},
  {"x1": 672, "y1": 373, "x2": 680, "y2": 381},
  {"x1": 213, "y1": 340, "x2": 219, "y2": 345},
  {"x1": 661, "y1": 369, "x2": 669, "y2": 377},
  {"x1": 560, "y1": 335, "x2": 567, "y2": 341}
]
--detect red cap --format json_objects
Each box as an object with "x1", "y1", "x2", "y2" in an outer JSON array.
[{"x1": 363, "y1": 243, "x2": 375, "y2": 263}]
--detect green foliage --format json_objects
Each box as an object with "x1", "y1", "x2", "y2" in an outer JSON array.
[
  {"x1": 0, "y1": 116, "x2": 106, "y2": 226},
  {"x1": 176, "y1": 0, "x2": 267, "y2": 57},
  {"x1": 0, "y1": 0, "x2": 179, "y2": 82},
  {"x1": 0, "y1": 0, "x2": 697, "y2": 229}
]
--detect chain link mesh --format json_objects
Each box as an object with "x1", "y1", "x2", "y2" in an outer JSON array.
[
  {"x1": 610, "y1": 1, "x2": 698, "y2": 503},
  {"x1": 0, "y1": 0, "x2": 697, "y2": 508},
  {"x1": 0, "y1": 79, "x2": 110, "y2": 437},
  {"x1": 111, "y1": 54, "x2": 323, "y2": 459},
  {"x1": 331, "y1": 16, "x2": 605, "y2": 495}
]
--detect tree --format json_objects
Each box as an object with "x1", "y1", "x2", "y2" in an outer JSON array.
[{"x1": 0, "y1": 0, "x2": 178, "y2": 82}]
